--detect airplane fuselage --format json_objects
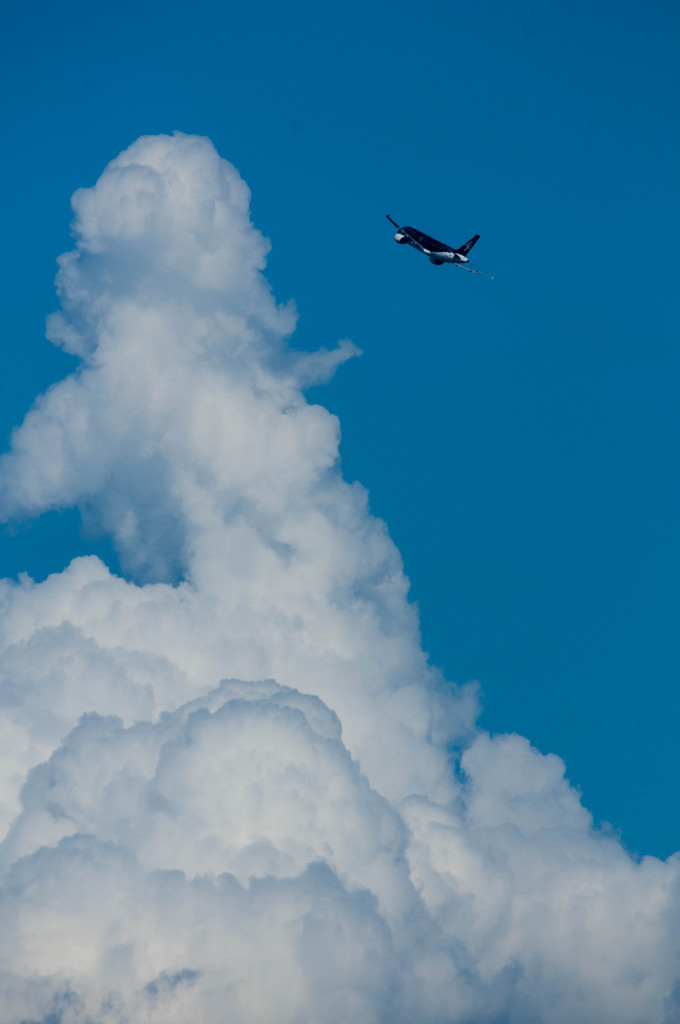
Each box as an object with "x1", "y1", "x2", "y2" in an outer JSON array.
[
  {"x1": 386, "y1": 216, "x2": 489, "y2": 275},
  {"x1": 393, "y1": 228, "x2": 469, "y2": 265}
]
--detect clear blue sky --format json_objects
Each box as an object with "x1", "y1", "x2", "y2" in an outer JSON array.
[{"x1": 1, "y1": 0, "x2": 679, "y2": 857}]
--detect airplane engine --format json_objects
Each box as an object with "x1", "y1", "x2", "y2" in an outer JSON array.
[{"x1": 394, "y1": 233, "x2": 409, "y2": 244}]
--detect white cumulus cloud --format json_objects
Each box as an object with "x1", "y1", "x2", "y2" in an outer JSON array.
[{"x1": 0, "y1": 132, "x2": 678, "y2": 1024}]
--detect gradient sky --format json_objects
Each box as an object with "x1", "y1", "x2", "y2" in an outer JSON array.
[{"x1": 1, "y1": 0, "x2": 679, "y2": 858}]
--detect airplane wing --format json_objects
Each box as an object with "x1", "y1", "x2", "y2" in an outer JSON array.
[
  {"x1": 386, "y1": 216, "x2": 430, "y2": 255},
  {"x1": 454, "y1": 263, "x2": 494, "y2": 280}
]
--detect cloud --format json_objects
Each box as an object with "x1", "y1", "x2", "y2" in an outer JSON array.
[{"x1": 0, "y1": 132, "x2": 678, "y2": 1023}]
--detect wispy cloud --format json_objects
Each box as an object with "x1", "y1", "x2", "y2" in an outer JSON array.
[{"x1": 0, "y1": 133, "x2": 676, "y2": 1024}]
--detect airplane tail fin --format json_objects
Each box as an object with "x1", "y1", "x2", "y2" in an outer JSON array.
[{"x1": 455, "y1": 234, "x2": 480, "y2": 256}]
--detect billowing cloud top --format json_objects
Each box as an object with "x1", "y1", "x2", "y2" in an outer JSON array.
[{"x1": 0, "y1": 133, "x2": 677, "y2": 1024}]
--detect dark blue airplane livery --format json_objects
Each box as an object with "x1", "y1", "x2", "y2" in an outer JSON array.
[{"x1": 386, "y1": 215, "x2": 492, "y2": 278}]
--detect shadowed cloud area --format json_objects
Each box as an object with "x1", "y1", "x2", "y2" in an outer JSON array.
[{"x1": 0, "y1": 133, "x2": 678, "y2": 1024}]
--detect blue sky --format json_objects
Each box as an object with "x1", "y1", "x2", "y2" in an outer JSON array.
[{"x1": 1, "y1": 0, "x2": 679, "y2": 858}]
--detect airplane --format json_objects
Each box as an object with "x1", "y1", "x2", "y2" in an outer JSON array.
[{"x1": 386, "y1": 215, "x2": 493, "y2": 278}]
